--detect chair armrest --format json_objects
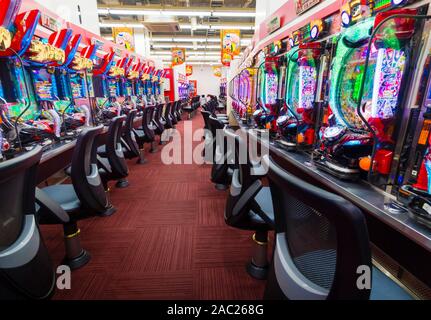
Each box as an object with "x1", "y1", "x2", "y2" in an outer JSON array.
[
  {"x1": 35, "y1": 188, "x2": 70, "y2": 224},
  {"x1": 232, "y1": 179, "x2": 263, "y2": 217}
]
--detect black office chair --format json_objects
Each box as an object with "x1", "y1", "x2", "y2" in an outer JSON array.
[
  {"x1": 174, "y1": 101, "x2": 182, "y2": 122},
  {"x1": 0, "y1": 146, "x2": 60, "y2": 299},
  {"x1": 170, "y1": 101, "x2": 178, "y2": 126},
  {"x1": 223, "y1": 128, "x2": 274, "y2": 280},
  {"x1": 209, "y1": 115, "x2": 234, "y2": 190},
  {"x1": 203, "y1": 103, "x2": 229, "y2": 123},
  {"x1": 37, "y1": 126, "x2": 116, "y2": 270},
  {"x1": 134, "y1": 106, "x2": 157, "y2": 153},
  {"x1": 121, "y1": 110, "x2": 146, "y2": 164},
  {"x1": 264, "y1": 157, "x2": 414, "y2": 300},
  {"x1": 97, "y1": 116, "x2": 130, "y2": 189},
  {"x1": 152, "y1": 103, "x2": 165, "y2": 145},
  {"x1": 163, "y1": 102, "x2": 174, "y2": 130}
]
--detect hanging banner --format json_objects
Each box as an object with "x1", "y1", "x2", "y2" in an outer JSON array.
[
  {"x1": 212, "y1": 66, "x2": 222, "y2": 77},
  {"x1": 186, "y1": 65, "x2": 193, "y2": 76},
  {"x1": 172, "y1": 48, "x2": 186, "y2": 66},
  {"x1": 112, "y1": 27, "x2": 135, "y2": 51},
  {"x1": 221, "y1": 29, "x2": 241, "y2": 56},
  {"x1": 221, "y1": 52, "x2": 233, "y2": 67}
]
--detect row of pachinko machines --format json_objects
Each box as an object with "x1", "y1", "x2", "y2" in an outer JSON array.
[
  {"x1": 0, "y1": 0, "x2": 166, "y2": 160},
  {"x1": 230, "y1": 0, "x2": 431, "y2": 229}
]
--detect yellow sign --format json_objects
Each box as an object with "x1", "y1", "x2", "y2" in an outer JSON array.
[
  {"x1": 212, "y1": 66, "x2": 222, "y2": 77},
  {"x1": 112, "y1": 27, "x2": 135, "y2": 52},
  {"x1": 172, "y1": 48, "x2": 186, "y2": 66},
  {"x1": 186, "y1": 65, "x2": 193, "y2": 76},
  {"x1": 221, "y1": 29, "x2": 241, "y2": 56}
]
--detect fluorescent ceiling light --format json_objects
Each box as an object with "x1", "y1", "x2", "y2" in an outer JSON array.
[
  {"x1": 214, "y1": 12, "x2": 256, "y2": 17},
  {"x1": 152, "y1": 44, "x2": 220, "y2": 49},
  {"x1": 97, "y1": 8, "x2": 255, "y2": 18},
  {"x1": 159, "y1": 56, "x2": 219, "y2": 60},
  {"x1": 162, "y1": 10, "x2": 211, "y2": 17},
  {"x1": 151, "y1": 37, "x2": 220, "y2": 43},
  {"x1": 179, "y1": 24, "x2": 254, "y2": 30},
  {"x1": 152, "y1": 51, "x2": 220, "y2": 56},
  {"x1": 100, "y1": 22, "x2": 144, "y2": 28}
]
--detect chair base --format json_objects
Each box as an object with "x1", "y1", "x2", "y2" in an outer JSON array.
[
  {"x1": 215, "y1": 184, "x2": 229, "y2": 191},
  {"x1": 63, "y1": 249, "x2": 91, "y2": 271},
  {"x1": 99, "y1": 205, "x2": 117, "y2": 217},
  {"x1": 247, "y1": 261, "x2": 269, "y2": 280},
  {"x1": 137, "y1": 156, "x2": 148, "y2": 165},
  {"x1": 116, "y1": 179, "x2": 129, "y2": 188}
]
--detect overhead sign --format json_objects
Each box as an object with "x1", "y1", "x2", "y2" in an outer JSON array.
[
  {"x1": 41, "y1": 13, "x2": 61, "y2": 32},
  {"x1": 172, "y1": 48, "x2": 186, "y2": 66},
  {"x1": 221, "y1": 29, "x2": 240, "y2": 67},
  {"x1": 295, "y1": 0, "x2": 321, "y2": 15},
  {"x1": 213, "y1": 66, "x2": 222, "y2": 77},
  {"x1": 186, "y1": 65, "x2": 193, "y2": 76},
  {"x1": 112, "y1": 27, "x2": 135, "y2": 51},
  {"x1": 267, "y1": 16, "x2": 281, "y2": 34}
]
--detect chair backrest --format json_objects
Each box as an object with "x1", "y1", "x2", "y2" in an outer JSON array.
[
  {"x1": 224, "y1": 128, "x2": 262, "y2": 226},
  {"x1": 265, "y1": 157, "x2": 372, "y2": 300},
  {"x1": 201, "y1": 110, "x2": 211, "y2": 130},
  {"x1": 0, "y1": 146, "x2": 56, "y2": 299},
  {"x1": 142, "y1": 106, "x2": 155, "y2": 140},
  {"x1": 164, "y1": 103, "x2": 173, "y2": 128},
  {"x1": 71, "y1": 125, "x2": 111, "y2": 214},
  {"x1": 122, "y1": 110, "x2": 141, "y2": 158},
  {"x1": 105, "y1": 115, "x2": 129, "y2": 178}
]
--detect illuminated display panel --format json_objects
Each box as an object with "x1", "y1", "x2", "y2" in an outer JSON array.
[
  {"x1": 30, "y1": 68, "x2": 57, "y2": 101},
  {"x1": 265, "y1": 72, "x2": 278, "y2": 105},
  {"x1": 298, "y1": 66, "x2": 317, "y2": 112},
  {"x1": 336, "y1": 45, "x2": 377, "y2": 128}
]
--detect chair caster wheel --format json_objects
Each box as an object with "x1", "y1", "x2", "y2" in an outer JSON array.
[
  {"x1": 116, "y1": 179, "x2": 129, "y2": 188},
  {"x1": 215, "y1": 184, "x2": 229, "y2": 191},
  {"x1": 64, "y1": 250, "x2": 91, "y2": 270},
  {"x1": 137, "y1": 158, "x2": 148, "y2": 165},
  {"x1": 246, "y1": 262, "x2": 268, "y2": 280},
  {"x1": 99, "y1": 206, "x2": 117, "y2": 217}
]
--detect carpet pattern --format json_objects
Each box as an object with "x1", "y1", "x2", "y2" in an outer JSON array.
[{"x1": 41, "y1": 114, "x2": 267, "y2": 300}]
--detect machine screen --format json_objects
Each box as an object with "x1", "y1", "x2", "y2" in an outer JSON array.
[
  {"x1": 299, "y1": 66, "x2": 317, "y2": 111},
  {"x1": 108, "y1": 79, "x2": 119, "y2": 98},
  {"x1": 371, "y1": 48, "x2": 406, "y2": 119},
  {"x1": 265, "y1": 71, "x2": 278, "y2": 105},
  {"x1": 30, "y1": 68, "x2": 57, "y2": 101},
  {"x1": 337, "y1": 45, "x2": 377, "y2": 128},
  {"x1": 337, "y1": 45, "x2": 406, "y2": 128},
  {"x1": 70, "y1": 73, "x2": 87, "y2": 99}
]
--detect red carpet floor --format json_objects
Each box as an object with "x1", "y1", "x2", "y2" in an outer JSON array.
[{"x1": 41, "y1": 114, "x2": 267, "y2": 300}]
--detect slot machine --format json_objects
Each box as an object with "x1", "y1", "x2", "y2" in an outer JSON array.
[
  {"x1": 92, "y1": 50, "x2": 118, "y2": 123},
  {"x1": 0, "y1": 8, "x2": 67, "y2": 151},
  {"x1": 275, "y1": 17, "x2": 336, "y2": 151},
  {"x1": 57, "y1": 36, "x2": 96, "y2": 130},
  {"x1": 0, "y1": 0, "x2": 21, "y2": 159},
  {"x1": 122, "y1": 56, "x2": 138, "y2": 114},
  {"x1": 253, "y1": 44, "x2": 284, "y2": 134},
  {"x1": 314, "y1": 6, "x2": 419, "y2": 183}
]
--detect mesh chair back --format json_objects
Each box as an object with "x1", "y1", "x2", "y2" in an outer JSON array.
[
  {"x1": 106, "y1": 115, "x2": 129, "y2": 178},
  {"x1": 142, "y1": 106, "x2": 155, "y2": 141},
  {"x1": 71, "y1": 125, "x2": 110, "y2": 214},
  {"x1": 266, "y1": 157, "x2": 372, "y2": 300},
  {"x1": 0, "y1": 146, "x2": 56, "y2": 299},
  {"x1": 122, "y1": 110, "x2": 140, "y2": 158}
]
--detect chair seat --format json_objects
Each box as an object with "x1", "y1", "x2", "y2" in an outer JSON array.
[
  {"x1": 370, "y1": 267, "x2": 414, "y2": 300},
  {"x1": 42, "y1": 185, "x2": 81, "y2": 213},
  {"x1": 250, "y1": 186, "x2": 275, "y2": 227},
  {"x1": 97, "y1": 145, "x2": 107, "y2": 158}
]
